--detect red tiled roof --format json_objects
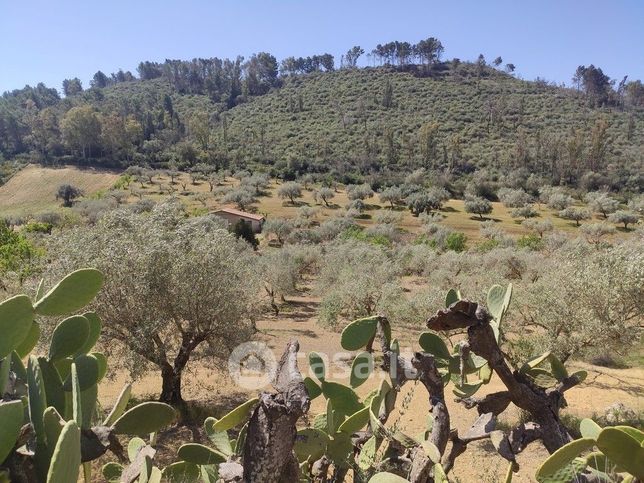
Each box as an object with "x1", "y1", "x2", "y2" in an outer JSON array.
[{"x1": 213, "y1": 207, "x2": 265, "y2": 221}]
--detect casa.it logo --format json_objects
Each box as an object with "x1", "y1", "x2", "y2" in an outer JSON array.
[{"x1": 228, "y1": 341, "x2": 277, "y2": 389}]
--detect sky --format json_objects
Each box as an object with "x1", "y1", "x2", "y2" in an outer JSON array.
[{"x1": 1, "y1": 0, "x2": 643, "y2": 94}]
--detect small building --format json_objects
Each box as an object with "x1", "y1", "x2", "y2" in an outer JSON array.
[{"x1": 213, "y1": 207, "x2": 265, "y2": 233}]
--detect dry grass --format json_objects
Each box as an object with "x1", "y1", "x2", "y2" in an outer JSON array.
[{"x1": 0, "y1": 164, "x2": 119, "y2": 217}]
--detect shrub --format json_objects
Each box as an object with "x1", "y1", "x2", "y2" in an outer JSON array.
[
  {"x1": 516, "y1": 233, "x2": 545, "y2": 251},
  {"x1": 23, "y1": 221, "x2": 53, "y2": 234},
  {"x1": 445, "y1": 231, "x2": 467, "y2": 252},
  {"x1": 374, "y1": 210, "x2": 403, "y2": 225},
  {"x1": 233, "y1": 219, "x2": 259, "y2": 249},
  {"x1": 0, "y1": 220, "x2": 42, "y2": 285}
]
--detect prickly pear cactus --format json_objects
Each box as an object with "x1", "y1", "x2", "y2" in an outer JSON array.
[{"x1": 0, "y1": 269, "x2": 176, "y2": 482}]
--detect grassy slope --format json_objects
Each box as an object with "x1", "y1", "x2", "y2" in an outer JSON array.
[
  {"x1": 0, "y1": 165, "x2": 119, "y2": 217},
  {"x1": 223, "y1": 67, "x2": 643, "y2": 165}
]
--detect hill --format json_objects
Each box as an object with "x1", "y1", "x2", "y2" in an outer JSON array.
[
  {"x1": 223, "y1": 66, "x2": 642, "y2": 179},
  {"x1": 1, "y1": 58, "x2": 642, "y2": 195}
]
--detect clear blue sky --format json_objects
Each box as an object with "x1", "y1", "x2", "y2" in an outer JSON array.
[{"x1": 1, "y1": 0, "x2": 643, "y2": 94}]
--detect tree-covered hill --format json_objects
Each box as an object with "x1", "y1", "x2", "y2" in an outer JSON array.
[
  {"x1": 222, "y1": 66, "x2": 642, "y2": 187},
  {"x1": 1, "y1": 43, "x2": 642, "y2": 195}
]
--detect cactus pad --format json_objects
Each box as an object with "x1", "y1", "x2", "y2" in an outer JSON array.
[
  {"x1": 212, "y1": 397, "x2": 258, "y2": 432},
  {"x1": 14, "y1": 321, "x2": 40, "y2": 358},
  {"x1": 75, "y1": 312, "x2": 102, "y2": 355},
  {"x1": 340, "y1": 316, "x2": 379, "y2": 351},
  {"x1": 34, "y1": 269, "x2": 104, "y2": 317},
  {"x1": 178, "y1": 443, "x2": 227, "y2": 465},
  {"x1": 535, "y1": 437, "x2": 595, "y2": 482},
  {"x1": 203, "y1": 417, "x2": 233, "y2": 456},
  {"x1": 294, "y1": 428, "x2": 328, "y2": 462},
  {"x1": 338, "y1": 407, "x2": 370, "y2": 434},
  {"x1": 48, "y1": 315, "x2": 90, "y2": 361},
  {"x1": 0, "y1": 294, "x2": 34, "y2": 359},
  {"x1": 308, "y1": 351, "x2": 326, "y2": 381},
  {"x1": 350, "y1": 351, "x2": 373, "y2": 388},
  {"x1": 596, "y1": 427, "x2": 644, "y2": 478},
  {"x1": 418, "y1": 332, "x2": 451, "y2": 360},
  {"x1": 368, "y1": 472, "x2": 409, "y2": 483},
  {"x1": 0, "y1": 400, "x2": 24, "y2": 464},
  {"x1": 46, "y1": 420, "x2": 81, "y2": 483},
  {"x1": 445, "y1": 288, "x2": 461, "y2": 307},
  {"x1": 161, "y1": 462, "x2": 201, "y2": 483},
  {"x1": 112, "y1": 402, "x2": 176, "y2": 435}
]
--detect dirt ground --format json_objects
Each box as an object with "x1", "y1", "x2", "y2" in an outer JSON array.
[{"x1": 97, "y1": 293, "x2": 643, "y2": 483}]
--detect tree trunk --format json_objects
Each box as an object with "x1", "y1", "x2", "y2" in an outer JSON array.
[
  {"x1": 159, "y1": 336, "x2": 198, "y2": 405},
  {"x1": 160, "y1": 364, "x2": 183, "y2": 405},
  {"x1": 238, "y1": 340, "x2": 310, "y2": 482}
]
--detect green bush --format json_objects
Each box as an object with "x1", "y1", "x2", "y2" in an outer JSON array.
[
  {"x1": 445, "y1": 231, "x2": 467, "y2": 252},
  {"x1": 517, "y1": 233, "x2": 544, "y2": 251}
]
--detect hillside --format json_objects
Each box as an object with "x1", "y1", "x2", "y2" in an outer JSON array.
[
  {"x1": 223, "y1": 67, "x2": 642, "y2": 175},
  {"x1": 0, "y1": 164, "x2": 118, "y2": 216},
  {"x1": 1, "y1": 61, "x2": 642, "y2": 194}
]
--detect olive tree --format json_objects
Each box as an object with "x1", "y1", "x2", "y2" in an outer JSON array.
[
  {"x1": 522, "y1": 218, "x2": 553, "y2": 238},
  {"x1": 316, "y1": 241, "x2": 402, "y2": 328},
  {"x1": 277, "y1": 181, "x2": 303, "y2": 204},
  {"x1": 379, "y1": 186, "x2": 405, "y2": 208},
  {"x1": 406, "y1": 188, "x2": 449, "y2": 216},
  {"x1": 498, "y1": 187, "x2": 532, "y2": 208},
  {"x1": 558, "y1": 206, "x2": 591, "y2": 226},
  {"x1": 314, "y1": 187, "x2": 335, "y2": 206},
  {"x1": 261, "y1": 248, "x2": 299, "y2": 315},
  {"x1": 346, "y1": 183, "x2": 374, "y2": 201},
  {"x1": 511, "y1": 205, "x2": 538, "y2": 220},
  {"x1": 222, "y1": 187, "x2": 256, "y2": 211},
  {"x1": 48, "y1": 203, "x2": 261, "y2": 404},
  {"x1": 608, "y1": 210, "x2": 639, "y2": 230},
  {"x1": 263, "y1": 217, "x2": 294, "y2": 245},
  {"x1": 55, "y1": 184, "x2": 83, "y2": 207},
  {"x1": 519, "y1": 239, "x2": 643, "y2": 361},
  {"x1": 585, "y1": 192, "x2": 620, "y2": 218},
  {"x1": 581, "y1": 222, "x2": 616, "y2": 244},
  {"x1": 464, "y1": 195, "x2": 493, "y2": 220}
]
